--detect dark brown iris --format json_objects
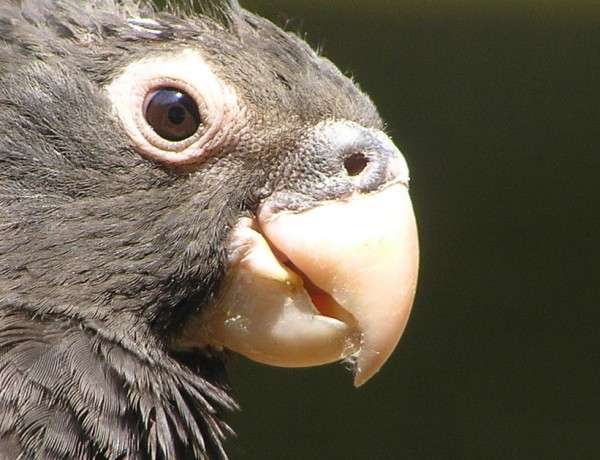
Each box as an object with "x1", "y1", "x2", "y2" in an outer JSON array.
[{"x1": 144, "y1": 87, "x2": 202, "y2": 142}]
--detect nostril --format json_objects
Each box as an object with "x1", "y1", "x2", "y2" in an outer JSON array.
[{"x1": 343, "y1": 152, "x2": 369, "y2": 177}]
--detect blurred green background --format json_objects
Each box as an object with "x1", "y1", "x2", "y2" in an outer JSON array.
[{"x1": 196, "y1": 1, "x2": 600, "y2": 458}]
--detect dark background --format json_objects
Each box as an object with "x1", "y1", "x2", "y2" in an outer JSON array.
[{"x1": 194, "y1": 1, "x2": 599, "y2": 458}]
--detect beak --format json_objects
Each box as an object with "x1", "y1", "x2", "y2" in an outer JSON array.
[{"x1": 175, "y1": 182, "x2": 418, "y2": 386}]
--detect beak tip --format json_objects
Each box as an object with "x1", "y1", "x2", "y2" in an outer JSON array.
[
  {"x1": 352, "y1": 365, "x2": 373, "y2": 388},
  {"x1": 352, "y1": 347, "x2": 390, "y2": 387},
  {"x1": 351, "y1": 349, "x2": 392, "y2": 387}
]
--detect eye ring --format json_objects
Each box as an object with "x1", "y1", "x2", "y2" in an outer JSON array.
[
  {"x1": 143, "y1": 87, "x2": 203, "y2": 143},
  {"x1": 108, "y1": 49, "x2": 246, "y2": 168}
]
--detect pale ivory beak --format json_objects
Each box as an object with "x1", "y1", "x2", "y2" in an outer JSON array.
[{"x1": 178, "y1": 183, "x2": 419, "y2": 386}]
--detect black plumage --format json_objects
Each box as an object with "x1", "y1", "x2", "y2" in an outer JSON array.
[{"x1": 0, "y1": 1, "x2": 418, "y2": 459}]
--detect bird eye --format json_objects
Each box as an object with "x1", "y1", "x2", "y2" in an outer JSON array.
[
  {"x1": 108, "y1": 50, "x2": 245, "y2": 167},
  {"x1": 144, "y1": 87, "x2": 202, "y2": 142}
]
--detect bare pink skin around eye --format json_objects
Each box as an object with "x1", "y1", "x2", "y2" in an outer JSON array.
[{"x1": 107, "y1": 49, "x2": 248, "y2": 169}]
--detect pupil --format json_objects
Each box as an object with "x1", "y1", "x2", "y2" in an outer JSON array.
[{"x1": 168, "y1": 105, "x2": 186, "y2": 125}]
